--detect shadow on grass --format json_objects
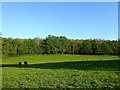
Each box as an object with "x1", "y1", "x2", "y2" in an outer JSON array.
[{"x1": 1, "y1": 60, "x2": 120, "y2": 71}]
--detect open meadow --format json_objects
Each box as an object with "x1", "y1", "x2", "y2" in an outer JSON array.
[
  {"x1": 1, "y1": 55, "x2": 120, "y2": 88},
  {"x1": 2, "y1": 1, "x2": 119, "y2": 89}
]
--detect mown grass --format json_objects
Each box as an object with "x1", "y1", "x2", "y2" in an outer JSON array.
[
  {"x1": 2, "y1": 54, "x2": 118, "y2": 64},
  {"x1": 1, "y1": 55, "x2": 120, "y2": 88}
]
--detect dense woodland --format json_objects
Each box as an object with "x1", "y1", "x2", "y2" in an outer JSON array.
[{"x1": 1, "y1": 35, "x2": 119, "y2": 57}]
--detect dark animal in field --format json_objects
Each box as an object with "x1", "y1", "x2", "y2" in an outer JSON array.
[
  {"x1": 19, "y1": 62, "x2": 21, "y2": 65},
  {"x1": 24, "y1": 61, "x2": 28, "y2": 65}
]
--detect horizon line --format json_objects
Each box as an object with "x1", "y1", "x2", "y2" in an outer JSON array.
[{"x1": 1, "y1": 36, "x2": 118, "y2": 41}]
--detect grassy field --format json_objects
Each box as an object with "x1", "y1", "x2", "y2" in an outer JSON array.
[{"x1": 1, "y1": 55, "x2": 120, "y2": 88}]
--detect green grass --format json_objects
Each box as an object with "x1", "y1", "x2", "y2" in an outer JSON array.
[
  {"x1": 2, "y1": 54, "x2": 118, "y2": 64},
  {"x1": 1, "y1": 55, "x2": 120, "y2": 88}
]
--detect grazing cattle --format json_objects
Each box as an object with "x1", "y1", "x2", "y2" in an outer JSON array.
[
  {"x1": 24, "y1": 61, "x2": 28, "y2": 65},
  {"x1": 19, "y1": 62, "x2": 21, "y2": 65}
]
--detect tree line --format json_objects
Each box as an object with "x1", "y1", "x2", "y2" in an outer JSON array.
[{"x1": 2, "y1": 35, "x2": 119, "y2": 57}]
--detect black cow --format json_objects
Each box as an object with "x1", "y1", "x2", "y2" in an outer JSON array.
[
  {"x1": 19, "y1": 62, "x2": 21, "y2": 65},
  {"x1": 24, "y1": 61, "x2": 28, "y2": 65}
]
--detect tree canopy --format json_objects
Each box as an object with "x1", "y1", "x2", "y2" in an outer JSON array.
[{"x1": 2, "y1": 35, "x2": 119, "y2": 57}]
